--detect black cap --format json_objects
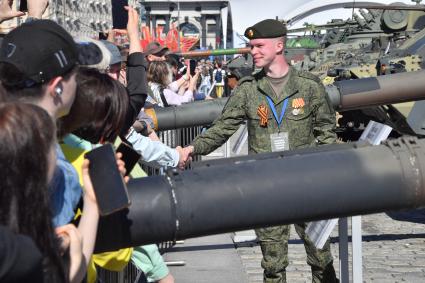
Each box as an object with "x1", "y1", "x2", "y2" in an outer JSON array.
[
  {"x1": 0, "y1": 20, "x2": 102, "y2": 87},
  {"x1": 244, "y1": 19, "x2": 287, "y2": 40}
]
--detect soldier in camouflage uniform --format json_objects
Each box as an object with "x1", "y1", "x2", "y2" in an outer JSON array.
[{"x1": 183, "y1": 19, "x2": 338, "y2": 283}]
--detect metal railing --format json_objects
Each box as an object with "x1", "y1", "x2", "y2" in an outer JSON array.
[
  {"x1": 140, "y1": 126, "x2": 204, "y2": 175},
  {"x1": 99, "y1": 125, "x2": 205, "y2": 283}
]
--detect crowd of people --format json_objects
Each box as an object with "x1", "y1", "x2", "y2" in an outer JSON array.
[
  {"x1": 0, "y1": 0, "x2": 339, "y2": 283},
  {"x1": 0, "y1": 1, "x2": 184, "y2": 282},
  {"x1": 143, "y1": 43, "x2": 241, "y2": 104}
]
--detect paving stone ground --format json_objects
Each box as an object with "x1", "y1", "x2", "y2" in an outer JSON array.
[
  {"x1": 196, "y1": 126, "x2": 425, "y2": 282},
  {"x1": 236, "y1": 211, "x2": 425, "y2": 282}
]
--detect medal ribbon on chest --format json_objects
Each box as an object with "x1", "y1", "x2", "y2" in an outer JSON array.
[
  {"x1": 291, "y1": 98, "x2": 305, "y2": 116},
  {"x1": 257, "y1": 104, "x2": 269, "y2": 127},
  {"x1": 292, "y1": 98, "x2": 305, "y2": 108}
]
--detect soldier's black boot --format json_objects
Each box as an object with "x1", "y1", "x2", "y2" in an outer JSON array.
[
  {"x1": 263, "y1": 268, "x2": 286, "y2": 283},
  {"x1": 311, "y1": 261, "x2": 339, "y2": 283}
]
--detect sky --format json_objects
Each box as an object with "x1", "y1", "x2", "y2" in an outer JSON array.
[{"x1": 229, "y1": 0, "x2": 415, "y2": 47}]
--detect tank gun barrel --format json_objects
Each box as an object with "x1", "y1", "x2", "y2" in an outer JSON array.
[
  {"x1": 145, "y1": 70, "x2": 425, "y2": 131},
  {"x1": 174, "y1": 47, "x2": 251, "y2": 58},
  {"x1": 326, "y1": 70, "x2": 425, "y2": 111},
  {"x1": 144, "y1": 98, "x2": 228, "y2": 131},
  {"x1": 95, "y1": 136, "x2": 425, "y2": 253},
  {"x1": 343, "y1": 4, "x2": 425, "y2": 11}
]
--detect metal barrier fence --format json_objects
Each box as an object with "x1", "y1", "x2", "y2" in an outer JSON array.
[
  {"x1": 98, "y1": 263, "x2": 139, "y2": 283},
  {"x1": 140, "y1": 126, "x2": 203, "y2": 175},
  {"x1": 99, "y1": 125, "x2": 205, "y2": 283}
]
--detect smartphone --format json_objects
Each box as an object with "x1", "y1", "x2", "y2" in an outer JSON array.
[
  {"x1": 189, "y1": 59, "x2": 197, "y2": 76},
  {"x1": 112, "y1": 0, "x2": 129, "y2": 29},
  {"x1": 116, "y1": 142, "x2": 141, "y2": 176},
  {"x1": 84, "y1": 144, "x2": 130, "y2": 216},
  {"x1": 19, "y1": 0, "x2": 27, "y2": 12}
]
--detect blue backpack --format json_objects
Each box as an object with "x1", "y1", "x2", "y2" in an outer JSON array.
[{"x1": 215, "y1": 70, "x2": 223, "y2": 83}]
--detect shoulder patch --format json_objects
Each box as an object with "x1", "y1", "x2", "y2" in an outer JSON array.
[{"x1": 298, "y1": 70, "x2": 321, "y2": 83}]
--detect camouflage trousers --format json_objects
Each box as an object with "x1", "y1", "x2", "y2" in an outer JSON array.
[{"x1": 255, "y1": 223, "x2": 337, "y2": 283}]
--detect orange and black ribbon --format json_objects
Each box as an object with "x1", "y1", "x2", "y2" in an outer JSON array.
[
  {"x1": 257, "y1": 105, "x2": 269, "y2": 127},
  {"x1": 292, "y1": 98, "x2": 305, "y2": 109}
]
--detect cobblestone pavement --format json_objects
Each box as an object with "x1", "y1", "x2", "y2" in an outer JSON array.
[
  {"x1": 236, "y1": 211, "x2": 425, "y2": 282},
  {"x1": 202, "y1": 126, "x2": 425, "y2": 282}
]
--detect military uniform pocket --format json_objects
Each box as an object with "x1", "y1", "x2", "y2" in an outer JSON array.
[{"x1": 285, "y1": 106, "x2": 315, "y2": 148}]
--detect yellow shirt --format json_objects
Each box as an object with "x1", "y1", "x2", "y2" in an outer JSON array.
[{"x1": 60, "y1": 143, "x2": 133, "y2": 283}]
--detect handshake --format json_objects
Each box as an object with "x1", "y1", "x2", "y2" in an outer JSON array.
[{"x1": 175, "y1": 145, "x2": 195, "y2": 170}]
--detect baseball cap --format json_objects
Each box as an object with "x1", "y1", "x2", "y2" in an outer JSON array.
[
  {"x1": 0, "y1": 20, "x2": 102, "y2": 87},
  {"x1": 144, "y1": 41, "x2": 169, "y2": 57},
  {"x1": 74, "y1": 36, "x2": 115, "y2": 71},
  {"x1": 100, "y1": 40, "x2": 122, "y2": 65}
]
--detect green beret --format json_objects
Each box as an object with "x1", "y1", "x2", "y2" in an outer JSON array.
[{"x1": 244, "y1": 19, "x2": 287, "y2": 40}]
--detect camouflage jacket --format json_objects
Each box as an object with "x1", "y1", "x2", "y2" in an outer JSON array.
[{"x1": 192, "y1": 67, "x2": 336, "y2": 155}]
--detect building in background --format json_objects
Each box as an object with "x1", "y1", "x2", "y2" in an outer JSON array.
[
  {"x1": 0, "y1": 0, "x2": 117, "y2": 37},
  {"x1": 140, "y1": 0, "x2": 233, "y2": 50},
  {"x1": 0, "y1": 0, "x2": 233, "y2": 51}
]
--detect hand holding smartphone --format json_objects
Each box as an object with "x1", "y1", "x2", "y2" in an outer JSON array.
[
  {"x1": 116, "y1": 142, "x2": 141, "y2": 176},
  {"x1": 84, "y1": 144, "x2": 130, "y2": 216}
]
